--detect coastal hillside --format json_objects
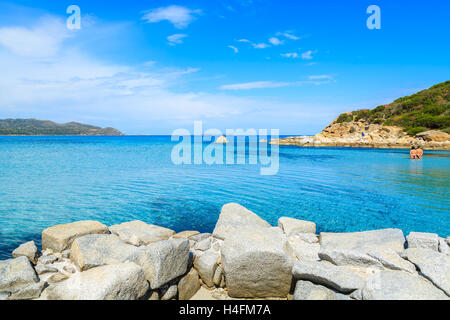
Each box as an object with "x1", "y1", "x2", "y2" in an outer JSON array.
[
  {"x1": 335, "y1": 81, "x2": 450, "y2": 136},
  {"x1": 272, "y1": 81, "x2": 450, "y2": 150},
  {"x1": 0, "y1": 119, "x2": 124, "y2": 136}
]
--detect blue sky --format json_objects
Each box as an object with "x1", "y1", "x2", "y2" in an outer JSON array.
[{"x1": 0, "y1": 0, "x2": 449, "y2": 134}]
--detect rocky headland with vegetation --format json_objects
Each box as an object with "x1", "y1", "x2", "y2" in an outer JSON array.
[
  {"x1": 273, "y1": 81, "x2": 450, "y2": 150},
  {"x1": 1, "y1": 203, "x2": 449, "y2": 301}
]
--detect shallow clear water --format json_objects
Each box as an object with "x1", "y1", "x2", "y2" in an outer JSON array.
[{"x1": 0, "y1": 136, "x2": 449, "y2": 259}]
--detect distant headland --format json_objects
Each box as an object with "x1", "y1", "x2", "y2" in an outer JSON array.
[{"x1": 0, "y1": 119, "x2": 124, "y2": 136}]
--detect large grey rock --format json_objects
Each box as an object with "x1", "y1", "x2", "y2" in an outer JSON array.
[
  {"x1": 161, "y1": 284, "x2": 178, "y2": 300},
  {"x1": 292, "y1": 260, "x2": 364, "y2": 293},
  {"x1": 194, "y1": 250, "x2": 220, "y2": 287},
  {"x1": 42, "y1": 221, "x2": 109, "y2": 252},
  {"x1": 35, "y1": 265, "x2": 58, "y2": 275},
  {"x1": 178, "y1": 268, "x2": 201, "y2": 300},
  {"x1": 194, "y1": 238, "x2": 212, "y2": 252},
  {"x1": 407, "y1": 232, "x2": 439, "y2": 251},
  {"x1": 319, "y1": 248, "x2": 416, "y2": 273},
  {"x1": 134, "y1": 238, "x2": 190, "y2": 289},
  {"x1": 361, "y1": 270, "x2": 448, "y2": 300},
  {"x1": 213, "y1": 203, "x2": 271, "y2": 240},
  {"x1": 439, "y1": 238, "x2": 450, "y2": 255},
  {"x1": 70, "y1": 234, "x2": 140, "y2": 271},
  {"x1": 288, "y1": 234, "x2": 320, "y2": 261},
  {"x1": 320, "y1": 229, "x2": 405, "y2": 253},
  {"x1": 109, "y1": 221, "x2": 175, "y2": 246},
  {"x1": 294, "y1": 280, "x2": 341, "y2": 300},
  {"x1": 221, "y1": 227, "x2": 294, "y2": 298},
  {"x1": 44, "y1": 262, "x2": 149, "y2": 300},
  {"x1": 12, "y1": 241, "x2": 40, "y2": 265},
  {"x1": 278, "y1": 217, "x2": 316, "y2": 235},
  {"x1": 405, "y1": 248, "x2": 450, "y2": 296},
  {"x1": 7, "y1": 281, "x2": 47, "y2": 300},
  {"x1": 0, "y1": 257, "x2": 38, "y2": 293}
]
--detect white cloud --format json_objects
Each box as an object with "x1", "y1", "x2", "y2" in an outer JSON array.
[
  {"x1": 309, "y1": 75, "x2": 333, "y2": 80},
  {"x1": 142, "y1": 5, "x2": 201, "y2": 29},
  {"x1": 301, "y1": 50, "x2": 315, "y2": 60},
  {"x1": 252, "y1": 43, "x2": 270, "y2": 49},
  {"x1": 220, "y1": 81, "x2": 293, "y2": 90},
  {"x1": 0, "y1": 17, "x2": 70, "y2": 58},
  {"x1": 281, "y1": 52, "x2": 299, "y2": 59},
  {"x1": 269, "y1": 37, "x2": 283, "y2": 45},
  {"x1": 228, "y1": 45, "x2": 239, "y2": 54},
  {"x1": 279, "y1": 32, "x2": 300, "y2": 40},
  {"x1": 167, "y1": 33, "x2": 188, "y2": 46},
  {"x1": 236, "y1": 39, "x2": 250, "y2": 43}
]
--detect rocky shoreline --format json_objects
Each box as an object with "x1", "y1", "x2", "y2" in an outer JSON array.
[
  {"x1": 1, "y1": 203, "x2": 449, "y2": 300},
  {"x1": 271, "y1": 120, "x2": 450, "y2": 150}
]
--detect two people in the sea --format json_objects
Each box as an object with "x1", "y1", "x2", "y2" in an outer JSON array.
[{"x1": 410, "y1": 145, "x2": 423, "y2": 160}]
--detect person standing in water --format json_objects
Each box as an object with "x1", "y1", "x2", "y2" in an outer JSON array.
[
  {"x1": 416, "y1": 146, "x2": 424, "y2": 159},
  {"x1": 410, "y1": 146, "x2": 418, "y2": 159}
]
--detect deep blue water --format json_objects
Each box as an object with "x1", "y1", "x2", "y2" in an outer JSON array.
[{"x1": 0, "y1": 136, "x2": 449, "y2": 259}]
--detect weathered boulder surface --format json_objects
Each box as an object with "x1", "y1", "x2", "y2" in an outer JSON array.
[
  {"x1": 439, "y1": 238, "x2": 450, "y2": 255},
  {"x1": 319, "y1": 248, "x2": 416, "y2": 273},
  {"x1": 70, "y1": 234, "x2": 140, "y2": 271},
  {"x1": 178, "y1": 268, "x2": 201, "y2": 300},
  {"x1": 278, "y1": 217, "x2": 316, "y2": 235},
  {"x1": 361, "y1": 270, "x2": 448, "y2": 300},
  {"x1": 221, "y1": 227, "x2": 294, "y2": 298},
  {"x1": 12, "y1": 241, "x2": 40, "y2": 265},
  {"x1": 406, "y1": 232, "x2": 439, "y2": 251},
  {"x1": 194, "y1": 250, "x2": 220, "y2": 287},
  {"x1": 109, "y1": 220, "x2": 175, "y2": 246},
  {"x1": 134, "y1": 238, "x2": 190, "y2": 289},
  {"x1": 42, "y1": 221, "x2": 109, "y2": 252},
  {"x1": 292, "y1": 260, "x2": 364, "y2": 293},
  {"x1": 7, "y1": 281, "x2": 47, "y2": 300},
  {"x1": 213, "y1": 203, "x2": 271, "y2": 240},
  {"x1": 44, "y1": 262, "x2": 149, "y2": 300},
  {"x1": 320, "y1": 229, "x2": 405, "y2": 253},
  {"x1": 405, "y1": 248, "x2": 450, "y2": 296},
  {"x1": 172, "y1": 231, "x2": 200, "y2": 239},
  {"x1": 293, "y1": 280, "x2": 348, "y2": 300},
  {"x1": 288, "y1": 235, "x2": 320, "y2": 261},
  {"x1": 0, "y1": 257, "x2": 38, "y2": 293}
]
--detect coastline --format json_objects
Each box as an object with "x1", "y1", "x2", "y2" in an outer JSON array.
[{"x1": 1, "y1": 203, "x2": 449, "y2": 301}]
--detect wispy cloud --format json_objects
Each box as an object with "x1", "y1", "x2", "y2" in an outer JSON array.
[
  {"x1": 228, "y1": 45, "x2": 239, "y2": 54},
  {"x1": 281, "y1": 52, "x2": 299, "y2": 59},
  {"x1": 167, "y1": 33, "x2": 188, "y2": 46},
  {"x1": 309, "y1": 75, "x2": 333, "y2": 80},
  {"x1": 278, "y1": 32, "x2": 300, "y2": 40},
  {"x1": 252, "y1": 43, "x2": 270, "y2": 49},
  {"x1": 220, "y1": 78, "x2": 333, "y2": 90},
  {"x1": 301, "y1": 50, "x2": 315, "y2": 60},
  {"x1": 142, "y1": 5, "x2": 201, "y2": 29},
  {"x1": 269, "y1": 37, "x2": 283, "y2": 46}
]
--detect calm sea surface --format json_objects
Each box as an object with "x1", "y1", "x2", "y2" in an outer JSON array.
[{"x1": 0, "y1": 136, "x2": 449, "y2": 259}]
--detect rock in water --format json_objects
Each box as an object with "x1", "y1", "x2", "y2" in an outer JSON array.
[
  {"x1": 320, "y1": 229, "x2": 405, "y2": 253},
  {"x1": 178, "y1": 268, "x2": 201, "y2": 300},
  {"x1": 44, "y1": 263, "x2": 149, "y2": 300},
  {"x1": 12, "y1": 241, "x2": 40, "y2": 265},
  {"x1": 221, "y1": 227, "x2": 294, "y2": 298},
  {"x1": 361, "y1": 270, "x2": 448, "y2": 300},
  {"x1": 278, "y1": 217, "x2": 316, "y2": 235},
  {"x1": 70, "y1": 234, "x2": 140, "y2": 271},
  {"x1": 405, "y1": 248, "x2": 450, "y2": 296},
  {"x1": 109, "y1": 221, "x2": 175, "y2": 246},
  {"x1": 134, "y1": 238, "x2": 190, "y2": 289},
  {"x1": 406, "y1": 232, "x2": 439, "y2": 251},
  {"x1": 0, "y1": 256, "x2": 38, "y2": 293},
  {"x1": 292, "y1": 260, "x2": 364, "y2": 293},
  {"x1": 42, "y1": 221, "x2": 109, "y2": 252},
  {"x1": 213, "y1": 203, "x2": 271, "y2": 240}
]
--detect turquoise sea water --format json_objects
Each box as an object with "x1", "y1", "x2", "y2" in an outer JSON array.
[{"x1": 0, "y1": 136, "x2": 449, "y2": 259}]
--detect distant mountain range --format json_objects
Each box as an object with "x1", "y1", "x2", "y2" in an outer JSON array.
[{"x1": 0, "y1": 119, "x2": 124, "y2": 136}]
